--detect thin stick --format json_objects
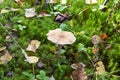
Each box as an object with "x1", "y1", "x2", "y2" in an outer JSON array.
[{"x1": 0, "y1": 22, "x2": 29, "y2": 61}]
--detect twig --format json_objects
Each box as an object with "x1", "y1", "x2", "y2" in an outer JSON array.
[{"x1": 0, "y1": 22, "x2": 29, "y2": 61}]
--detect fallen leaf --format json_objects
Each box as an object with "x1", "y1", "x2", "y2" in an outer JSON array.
[
  {"x1": 94, "y1": 61, "x2": 105, "y2": 75},
  {"x1": 0, "y1": 50, "x2": 12, "y2": 64},
  {"x1": 25, "y1": 8, "x2": 36, "y2": 18},
  {"x1": 0, "y1": 46, "x2": 6, "y2": 52},
  {"x1": 71, "y1": 62, "x2": 87, "y2": 80},
  {"x1": 99, "y1": 33, "x2": 108, "y2": 40},
  {"x1": 91, "y1": 35, "x2": 101, "y2": 45},
  {"x1": 25, "y1": 56, "x2": 39, "y2": 64},
  {"x1": 55, "y1": 13, "x2": 70, "y2": 23},
  {"x1": 26, "y1": 40, "x2": 41, "y2": 52}
]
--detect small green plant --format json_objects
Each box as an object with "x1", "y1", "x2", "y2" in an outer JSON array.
[
  {"x1": 36, "y1": 70, "x2": 49, "y2": 80},
  {"x1": 22, "y1": 72, "x2": 35, "y2": 80}
]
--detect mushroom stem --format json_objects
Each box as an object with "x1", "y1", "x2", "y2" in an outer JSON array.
[
  {"x1": 32, "y1": 64, "x2": 35, "y2": 75},
  {"x1": 57, "y1": 45, "x2": 62, "y2": 58}
]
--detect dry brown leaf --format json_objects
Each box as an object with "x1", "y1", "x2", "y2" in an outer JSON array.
[
  {"x1": 94, "y1": 61, "x2": 105, "y2": 75},
  {"x1": 0, "y1": 50, "x2": 12, "y2": 64},
  {"x1": 99, "y1": 33, "x2": 108, "y2": 40},
  {"x1": 71, "y1": 62, "x2": 87, "y2": 80},
  {"x1": 26, "y1": 40, "x2": 41, "y2": 52}
]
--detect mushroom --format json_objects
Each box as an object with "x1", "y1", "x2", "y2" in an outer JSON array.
[
  {"x1": 85, "y1": 0, "x2": 97, "y2": 4},
  {"x1": 91, "y1": 35, "x2": 101, "y2": 45},
  {"x1": 26, "y1": 40, "x2": 41, "y2": 52},
  {"x1": 0, "y1": 50, "x2": 12, "y2": 64},
  {"x1": 47, "y1": 28, "x2": 76, "y2": 45},
  {"x1": 61, "y1": 0, "x2": 67, "y2": 5},
  {"x1": 25, "y1": 8, "x2": 36, "y2": 18},
  {"x1": 25, "y1": 56, "x2": 39, "y2": 64},
  {"x1": 47, "y1": 28, "x2": 76, "y2": 57}
]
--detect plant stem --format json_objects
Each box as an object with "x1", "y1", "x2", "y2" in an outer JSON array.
[{"x1": 32, "y1": 64, "x2": 35, "y2": 75}]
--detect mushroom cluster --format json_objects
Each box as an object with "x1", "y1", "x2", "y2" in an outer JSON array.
[{"x1": 47, "y1": 28, "x2": 76, "y2": 45}]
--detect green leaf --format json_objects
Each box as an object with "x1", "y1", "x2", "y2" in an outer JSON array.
[
  {"x1": 59, "y1": 6, "x2": 67, "y2": 11},
  {"x1": 40, "y1": 70, "x2": 46, "y2": 76},
  {"x1": 54, "y1": 4, "x2": 61, "y2": 10},
  {"x1": 77, "y1": 43, "x2": 87, "y2": 52},
  {"x1": 22, "y1": 72, "x2": 35, "y2": 80}
]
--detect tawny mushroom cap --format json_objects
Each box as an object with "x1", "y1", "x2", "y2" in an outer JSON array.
[{"x1": 47, "y1": 28, "x2": 76, "y2": 45}]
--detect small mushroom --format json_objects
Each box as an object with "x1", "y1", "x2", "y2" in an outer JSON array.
[
  {"x1": 85, "y1": 0, "x2": 97, "y2": 4},
  {"x1": 91, "y1": 35, "x2": 101, "y2": 45},
  {"x1": 47, "y1": 28, "x2": 76, "y2": 45},
  {"x1": 25, "y1": 8, "x2": 36, "y2": 18},
  {"x1": 26, "y1": 40, "x2": 41, "y2": 52},
  {"x1": 0, "y1": 50, "x2": 12, "y2": 64},
  {"x1": 25, "y1": 56, "x2": 39, "y2": 64}
]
